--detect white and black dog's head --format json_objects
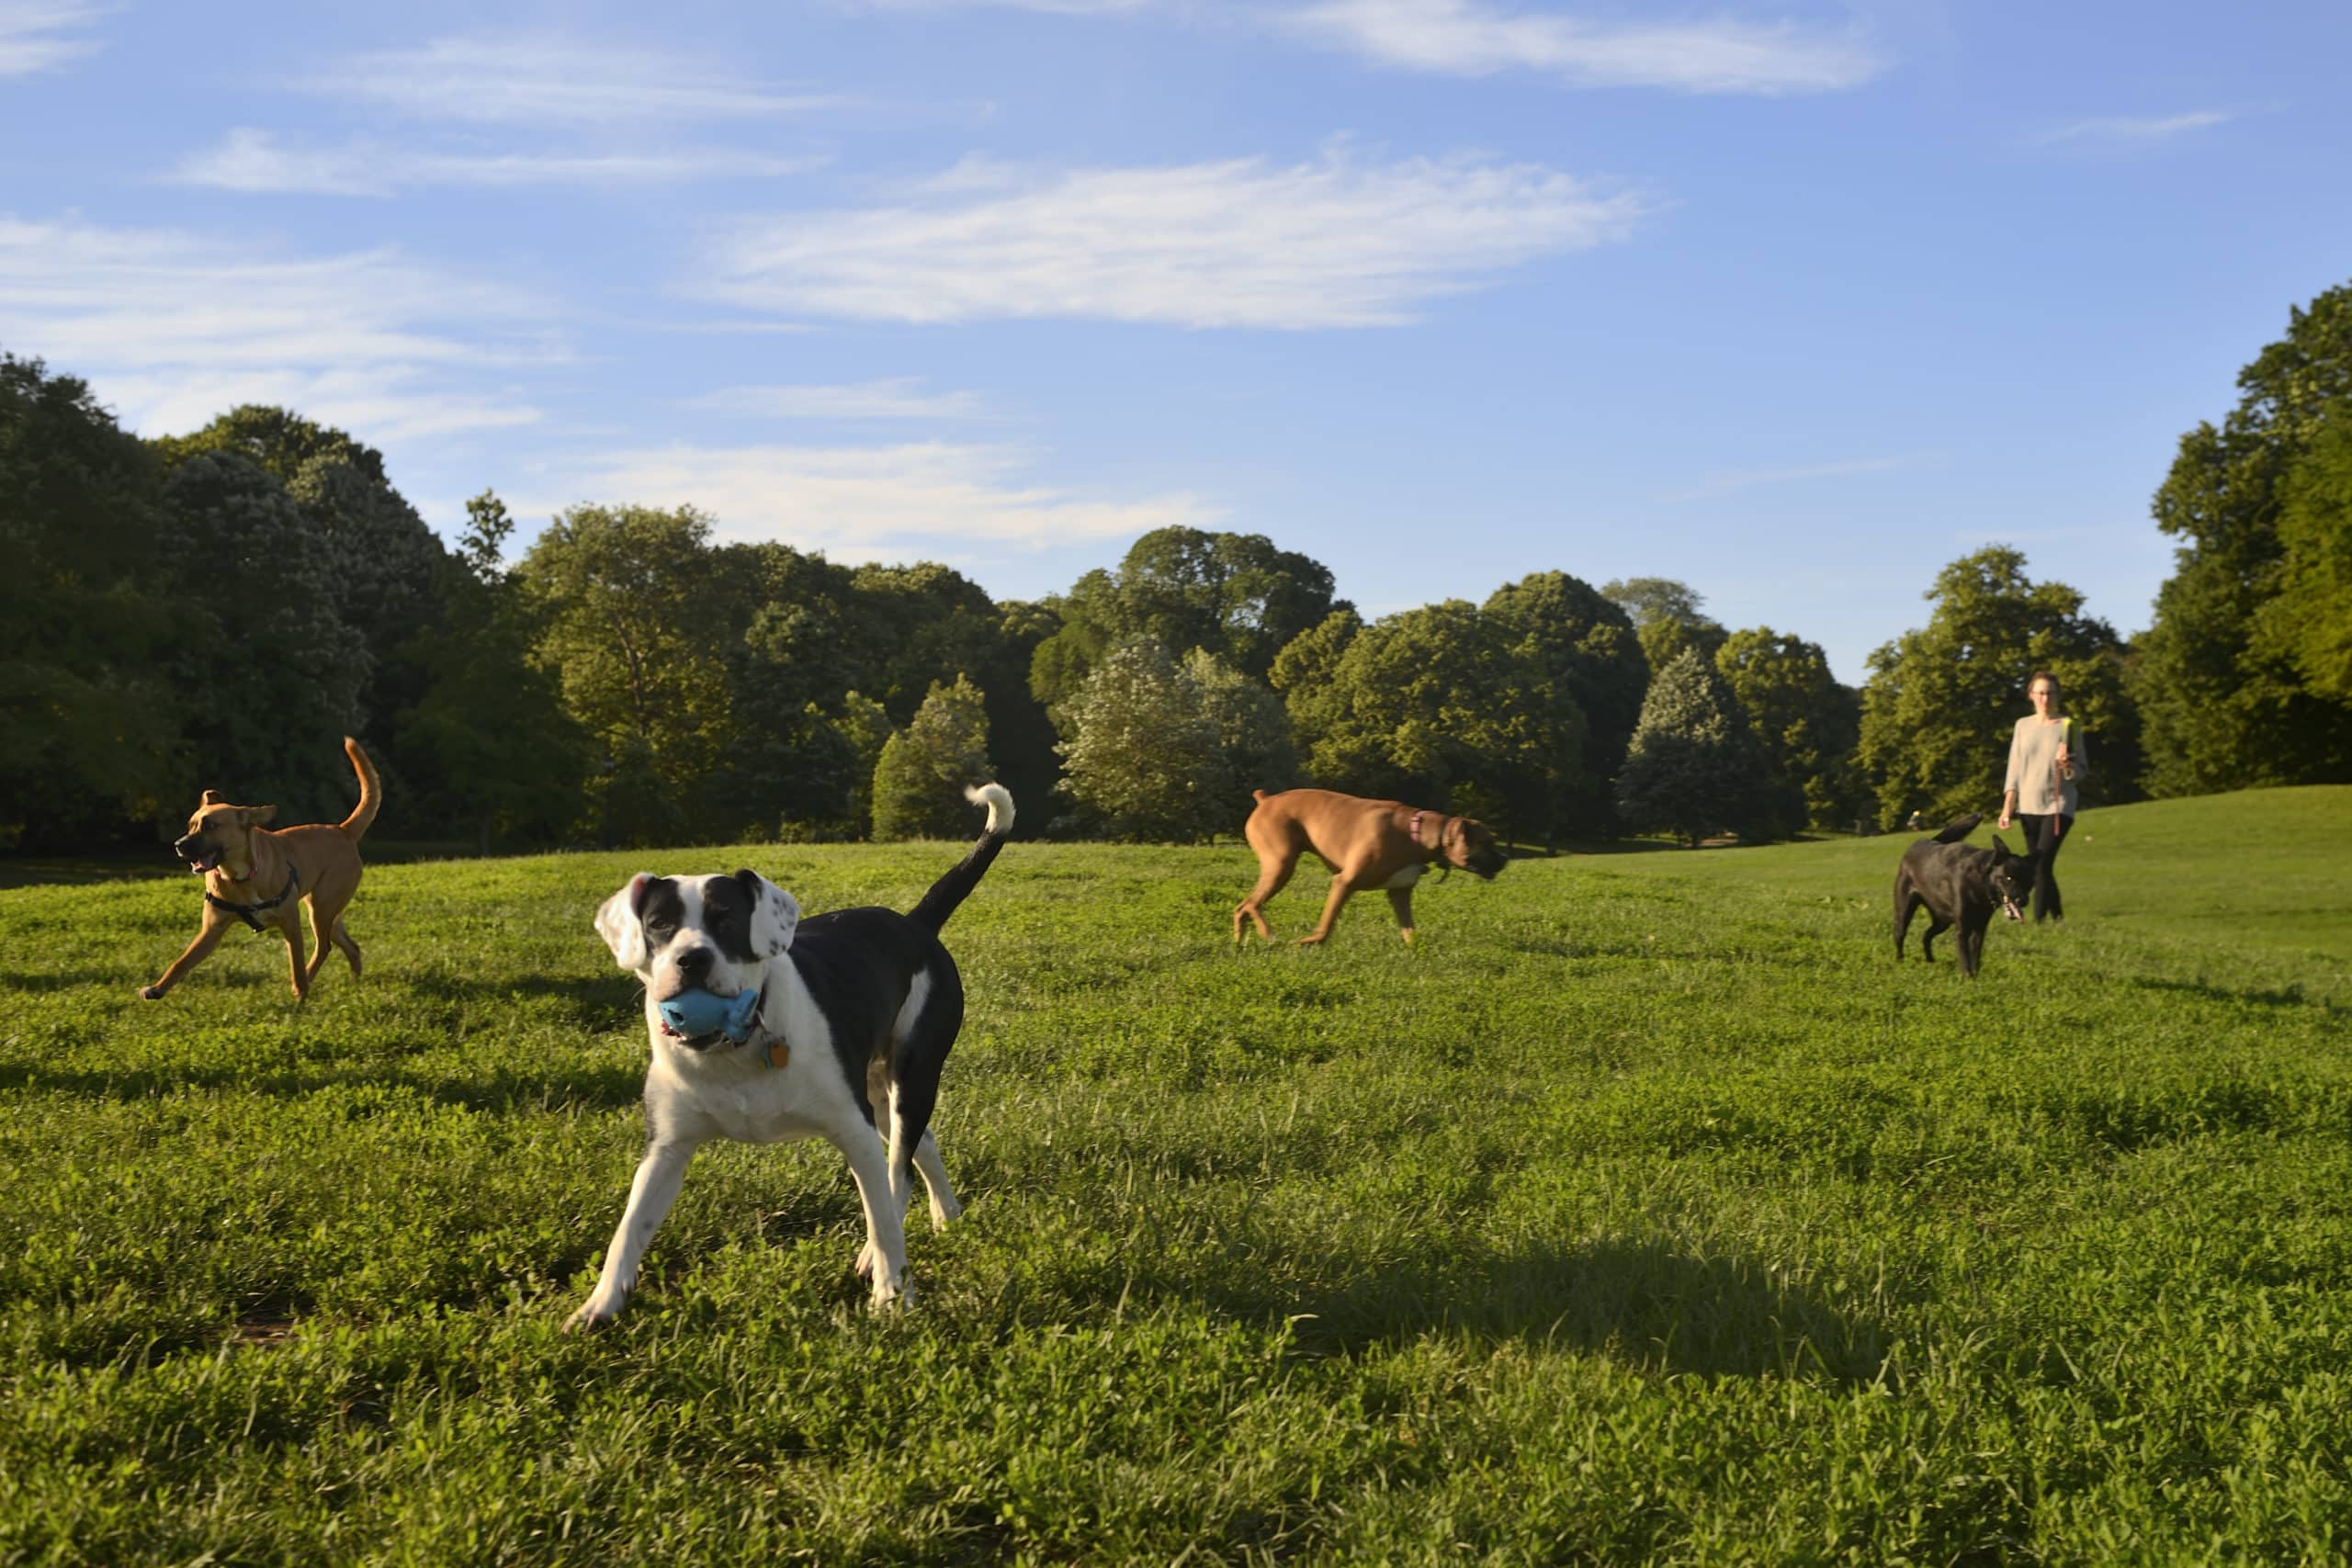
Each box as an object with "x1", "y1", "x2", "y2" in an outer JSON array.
[{"x1": 595, "y1": 870, "x2": 800, "y2": 1044}]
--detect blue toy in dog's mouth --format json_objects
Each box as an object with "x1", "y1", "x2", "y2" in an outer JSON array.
[{"x1": 657, "y1": 987, "x2": 762, "y2": 1043}]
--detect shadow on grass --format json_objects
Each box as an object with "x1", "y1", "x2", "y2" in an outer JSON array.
[
  {"x1": 0, "y1": 967, "x2": 147, "y2": 993},
  {"x1": 404, "y1": 969, "x2": 636, "y2": 1025},
  {"x1": 1214, "y1": 1237, "x2": 1894, "y2": 1383},
  {"x1": 0, "y1": 1057, "x2": 645, "y2": 1115},
  {"x1": 2127, "y1": 974, "x2": 2341, "y2": 1014}
]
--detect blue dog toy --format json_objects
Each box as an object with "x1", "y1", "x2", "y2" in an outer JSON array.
[{"x1": 657, "y1": 987, "x2": 762, "y2": 1043}]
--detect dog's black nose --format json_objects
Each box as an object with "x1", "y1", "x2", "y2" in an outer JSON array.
[
  {"x1": 676, "y1": 945, "x2": 714, "y2": 980},
  {"x1": 173, "y1": 836, "x2": 196, "y2": 858}
]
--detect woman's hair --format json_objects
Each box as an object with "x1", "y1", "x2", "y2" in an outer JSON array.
[{"x1": 2027, "y1": 671, "x2": 2063, "y2": 711}]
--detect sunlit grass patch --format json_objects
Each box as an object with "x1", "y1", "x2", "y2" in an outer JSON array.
[{"x1": 3, "y1": 789, "x2": 2349, "y2": 1562}]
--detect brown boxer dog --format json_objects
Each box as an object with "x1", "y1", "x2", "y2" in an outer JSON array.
[
  {"x1": 1233, "y1": 787, "x2": 1508, "y2": 946},
  {"x1": 141, "y1": 738, "x2": 381, "y2": 1001}
]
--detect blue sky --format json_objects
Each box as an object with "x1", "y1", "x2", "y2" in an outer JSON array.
[{"x1": 6, "y1": 0, "x2": 2349, "y2": 682}]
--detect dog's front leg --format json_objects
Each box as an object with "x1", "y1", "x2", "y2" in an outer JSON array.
[
  {"x1": 1297, "y1": 874, "x2": 1361, "y2": 945},
  {"x1": 567, "y1": 1137, "x2": 698, "y2": 1330},
  {"x1": 141, "y1": 910, "x2": 232, "y2": 999},
  {"x1": 831, "y1": 1122, "x2": 910, "y2": 1309},
  {"x1": 1385, "y1": 886, "x2": 1416, "y2": 944}
]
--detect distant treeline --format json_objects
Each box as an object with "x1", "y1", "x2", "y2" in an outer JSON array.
[{"x1": 5, "y1": 282, "x2": 2347, "y2": 854}]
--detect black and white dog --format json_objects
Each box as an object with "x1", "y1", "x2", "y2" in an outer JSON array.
[{"x1": 569, "y1": 784, "x2": 1012, "y2": 1329}]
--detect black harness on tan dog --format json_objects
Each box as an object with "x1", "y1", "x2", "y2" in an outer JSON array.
[{"x1": 207, "y1": 866, "x2": 300, "y2": 931}]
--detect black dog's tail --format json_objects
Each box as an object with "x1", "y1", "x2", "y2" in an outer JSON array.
[
  {"x1": 1930, "y1": 813, "x2": 1982, "y2": 843},
  {"x1": 909, "y1": 784, "x2": 1015, "y2": 937}
]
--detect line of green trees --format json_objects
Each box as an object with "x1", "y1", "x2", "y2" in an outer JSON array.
[{"x1": 5, "y1": 280, "x2": 2346, "y2": 854}]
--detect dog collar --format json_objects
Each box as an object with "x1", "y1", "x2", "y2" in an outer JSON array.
[
  {"x1": 742, "y1": 980, "x2": 786, "y2": 1069},
  {"x1": 1408, "y1": 809, "x2": 1445, "y2": 865}
]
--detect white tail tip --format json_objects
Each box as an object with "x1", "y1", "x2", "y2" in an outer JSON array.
[{"x1": 964, "y1": 783, "x2": 1014, "y2": 837}]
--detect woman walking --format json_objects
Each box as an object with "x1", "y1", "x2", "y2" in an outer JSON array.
[{"x1": 1997, "y1": 671, "x2": 2089, "y2": 923}]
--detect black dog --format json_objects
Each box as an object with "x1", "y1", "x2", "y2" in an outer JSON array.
[{"x1": 1892, "y1": 814, "x2": 2037, "y2": 978}]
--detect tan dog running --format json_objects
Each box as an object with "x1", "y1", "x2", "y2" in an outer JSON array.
[
  {"x1": 1233, "y1": 787, "x2": 1508, "y2": 946},
  {"x1": 140, "y1": 738, "x2": 381, "y2": 1001}
]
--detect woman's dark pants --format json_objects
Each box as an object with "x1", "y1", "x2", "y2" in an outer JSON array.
[{"x1": 2017, "y1": 812, "x2": 2073, "y2": 922}]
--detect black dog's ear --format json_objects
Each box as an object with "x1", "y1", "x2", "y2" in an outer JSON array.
[{"x1": 1991, "y1": 837, "x2": 2011, "y2": 859}]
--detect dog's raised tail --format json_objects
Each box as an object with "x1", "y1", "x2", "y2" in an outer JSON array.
[
  {"x1": 908, "y1": 784, "x2": 1014, "y2": 936},
  {"x1": 338, "y1": 738, "x2": 382, "y2": 841},
  {"x1": 1930, "y1": 813, "x2": 1982, "y2": 844}
]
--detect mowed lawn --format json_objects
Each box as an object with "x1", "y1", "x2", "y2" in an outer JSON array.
[{"x1": 2, "y1": 788, "x2": 2348, "y2": 1563}]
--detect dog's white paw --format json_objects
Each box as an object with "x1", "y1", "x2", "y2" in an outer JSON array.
[{"x1": 564, "y1": 1296, "x2": 624, "y2": 1333}]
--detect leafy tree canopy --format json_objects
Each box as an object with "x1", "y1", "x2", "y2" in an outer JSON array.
[
  {"x1": 2252, "y1": 411, "x2": 2352, "y2": 706},
  {"x1": 1714, "y1": 628, "x2": 1862, "y2": 831},
  {"x1": 0, "y1": 355, "x2": 183, "y2": 848},
  {"x1": 1031, "y1": 527, "x2": 1344, "y2": 708},
  {"x1": 396, "y1": 491, "x2": 588, "y2": 851},
  {"x1": 872, "y1": 675, "x2": 994, "y2": 840},
  {"x1": 1282, "y1": 601, "x2": 1585, "y2": 840},
  {"x1": 518, "y1": 504, "x2": 738, "y2": 840},
  {"x1": 1857, "y1": 547, "x2": 2139, "y2": 830},
  {"x1": 1057, "y1": 638, "x2": 1295, "y2": 842},
  {"x1": 1615, "y1": 648, "x2": 1777, "y2": 845},
  {"x1": 154, "y1": 404, "x2": 389, "y2": 489},
  {"x1": 2136, "y1": 280, "x2": 2352, "y2": 794},
  {"x1": 157, "y1": 453, "x2": 370, "y2": 825},
  {"x1": 1484, "y1": 570, "x2": 1648, "y2": 834}
]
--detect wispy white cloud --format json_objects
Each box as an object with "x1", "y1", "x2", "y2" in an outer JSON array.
[
  {"x1": 0, "y1": 215, "x2": 553, "y2": 440},
  {"x1": 0, "y1": 0, "x2": 103, "y2": 77},
  {"x1": 295, "y1": 34, "x2": 844, "y2": 126},
  {"x1": 1285, "y1": 0, "x2": 1884, "y2": 93},
  {"x1": 703, "y1": 148, "x2": 1654, "y2": 330},
  {"x1": 684, "y1": 379, "x2": 991, "y2": 420},
  {"x1": 2028, "y1": 110, "x2": 2232, "y2": 151},
  {"x1": 1658, "y1": 452, "x2": 1937, "y2": 502},
  {"x1": 548, "y1": 440, "x2": 1218, "y2": 558},
  {"x1": 169, "y1": 129, "x2": 823, "y2": 197}
]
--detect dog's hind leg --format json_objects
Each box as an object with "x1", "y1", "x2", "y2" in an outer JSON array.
[
  {"x1": 311, "y1": 895, "x2": 362, "y2": 978},
  {"x1": 910, "y1": 1129, "x2": 960, "y2": 1228},
  {"x1": 1234, "y1": 853, "x2": 1295, "y2": 944},
  {"x1": 1893, "y1": 881, "x2": 1918, "y2": 960},
  {"x1": 1921, "y1": 915, "x2": 1950, "y2": 964},
  {"x1": 831, "y1": 1117, "x2": 910, "y2": 1308}
]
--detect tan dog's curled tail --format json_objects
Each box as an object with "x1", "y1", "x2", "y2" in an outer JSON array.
[{"x1": 338, "y1": 738, "x2": 381, "y2": 840}]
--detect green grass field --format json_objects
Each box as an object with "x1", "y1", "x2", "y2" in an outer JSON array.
[{"x1": 3, "y1": 787, "x2": 2348, "y2": 1563}]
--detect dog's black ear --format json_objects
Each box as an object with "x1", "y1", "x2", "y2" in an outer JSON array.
[
  {"x1": 1991, "y1": 837, "x2": 2011, "y2": 860},
  {"x1": 736, "y1": 869, "x2": 800, "y2": 958},
  {"x1": 594, "y1": 874, "x2": 660, "y2": 970}
]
